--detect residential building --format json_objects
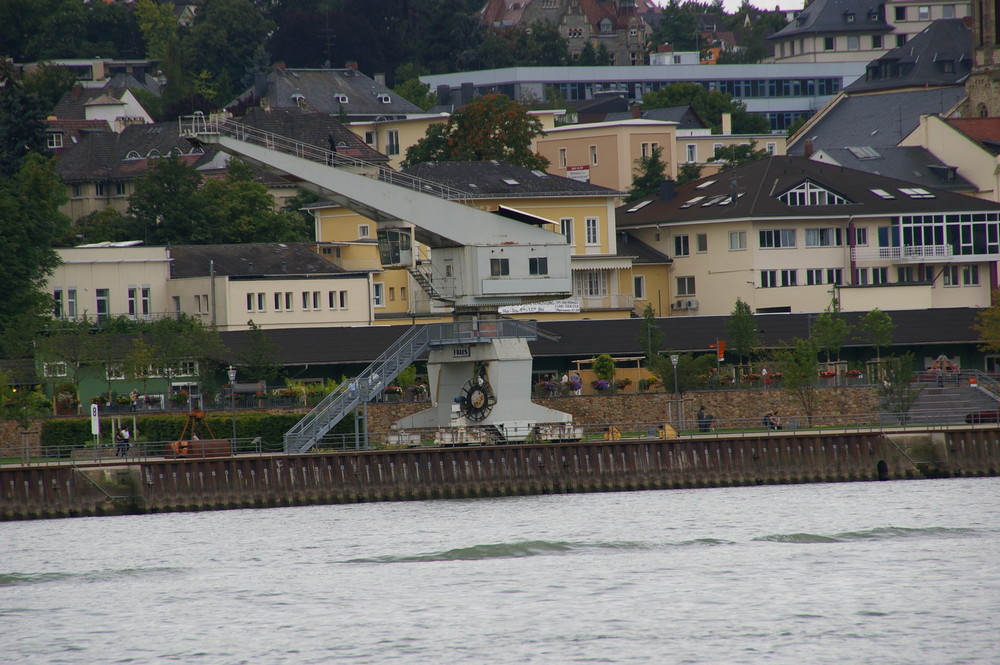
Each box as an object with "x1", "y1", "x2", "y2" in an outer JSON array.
[
  {"x1": 421, "y1": 62, "x2": 867, "y2": 132},
  {"x1": 899, "y1": 116, "x2": 1000, "y2": 201},
  {"x1": 884, "y1": 0, "x2": 974, "y2": 45},
  {"x1": 228, "y1": 64, "x2": 424, "y2": 121},
  {"x1": 45, "y1": 242, "x2": 376, "y2": 332},
  {"x1": 534, "y1": 114, "x2": 784, "y2": 191},
  {"x1": 616, "y1": 156, "x2": 1000, "y2": 317}
]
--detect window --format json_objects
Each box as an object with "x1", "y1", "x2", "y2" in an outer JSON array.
[
  {"x1": 686, "y1": 144, "x2": 697, "y2": 163},
  {"x1": 247, "y1": 293, "x2": 257, "y2": 312},
  {"x1": 895, "y1": 6, "x2": 906, "y2": 20},
  {"x1": 759, "y1": 229, "x2": 796, "y2": 248},
  {"x1": 141, "y1": 287, "x2": 151, "y2": 317},
  {"x1": 377, "y1": 94, "x2": 391, "y2": 104},
  {"x1": 373, "y1": 283, "x2": 384, "y2": 307},
  {"x1": 585, "y1": 218, "x2": 598, "y2": 245},
  {"x1": 729, "y1": 230, "x2": 747, "y2": 250},
  {"x1": 559, "y1": 148, "x2": 567, "y2": 168},
  {"x1": 676, "y1": 276, "x2": 695, "y2": 296},
  {"x1": 257, "y1": 293, "x2": 266, "y2": 311},
  {"x1": 674, "y1": 235, "x2": 690, "y2": 257},
  {"x1": 387, "y1": 130, "x2": 400, "y2": 156},
  {"x1": 128, "y1": 286, "x2": 137, "y2": 317},
  {"x1": 96, "y1": 288, "x2": 109, "y2": 320},
  {"x1": 364, "y1": 130, "x2": 376, "y2": 146},
  {"x1": 826, "y1": 268, "x2": 843, "y2": 285},
  {"x1": 918, "y1": 5, "x2": 930, "y2": 20},
  {"x1": 575, "y1": 270, "x2": 609, "y2": 297},
  {"x1": 781, "y1": 269, "x2": 797, "y2": 286},
  {"x1": 339, "y1": 291, "x2": 348, "y2": 309},
  {"x1": 761, "y1": 270, "x2": 778, "y2": 288},
  {"x1": 589, "y1": 145, "x2": 598, "y2": 165},
  {"x1": 400, "y1": 287, "x2": 406, "y2": 300},
  {"x1": 114, "y1": 182, "x2": 126, "y2": 196},
  {"x1": 312, "y1": 291, "x2": 321, "y2": 309},
  {"x1": 779, "y1": 181, "x2": 848, "y2": 206},
  {"x1": 854, "y1": 268, "x2": 869, "y2": 285},
  {"x1": 358, "y1": 224, "x2": 370, "y2": 239},
  {"x1": 328, "y1": 291, "x2": 338, "y2": 309},
  {"x1": 847, "y1": 35, "x2": 860, "y2": 51},
  {"x1": 72, "y1": 184, "x2": 81, "y2": 198},
  {"x1": 44, "y1": 362, "x2": 68, "y2": 378},
  {"x1": 47, "y1": 133, "x2": 63, "y2": 149},
  {"x1": 854, "y1": 227, "x2": 868, "y2": 245},
  {"x1": 95, "y1": 183, "x2": 106, "y2": 197},
  {"x1": 634, "y1": 275, "x2": 645, "y2": 299},
  {"x1": 490, "y1": 258, "x2": 510, "y2": 276},
  {"x1": 274, "y1": 293, "x2": 283, "y2": 311},
  {"x1": 766, "y1": 142, "x2": 776, "y2": 155},
  {"x1": 529, "y1": 257, "x2": 549, "y2": 275},
  {"x1": 302, "y1": 292, "x2": 310, "y2": 310},
  {"x1": 560, "y1": 218, "x2": 573, "y2": 245},
  {"x1": 872, "y1": 35, "x2": 883, "y2": 49},
  {"x1": 896, "y1": 34, "x2": 907, "y2": 46},
  {"x1": 964, "y1": 264, "x2": 980, "y2": 285},
  {"x1": 845, "y1": 11, "x2": 855, "y2": 22},
  {"x1": 695, "y1": 233, "x2": 708, "y2": 253},
  {"x1": 283, "y1": 292, "x2": 291, "y2": 311},
  {"x1": 943, "y1": 265, "x2": 960, "y2": 286},
  {"x1": 389, "y1": 287, "x2": 395, "y2": 302},
  {"x1": 67, "y1": 288, "x2": 77, "y2": 319},
  {"x1": 824, "y1": 37, "x2": 835, "y2": 50},
  {"x1": 943, "y1": 4, "x2": 955, "y2": 18},
  {"x1": 806, "y1": 268, "x2": 823, "y2": 285},
  {"x1": 805, "y1": 228, "x2": 843, "y2": 247},
  {"x1": 873, "y1": 267, "x2": 889, "y2": 285},
  {"x1": 335, "y1": 93, "x2": 349, "y2": 103}
]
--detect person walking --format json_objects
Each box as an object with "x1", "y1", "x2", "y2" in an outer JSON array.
[
  {"x1": 115, "y1": 429, "x2": 127, "y2": 457},
  {"x1": 121, "y1": 426, "x2": 131, "y2": 456}
]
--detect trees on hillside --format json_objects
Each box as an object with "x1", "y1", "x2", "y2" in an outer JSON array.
[
  {"x1": 403, "y1": 94, "x2": 549, "y2": 169},
  {"x1": 625, "y1": 146, "x2": 668, "y2": 203},
  {"x1": 641, "y1": 82, "x2": 769, "y2": 134}
]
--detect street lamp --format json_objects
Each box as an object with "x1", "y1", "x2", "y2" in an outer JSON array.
[
  {"x1": 227, "y1": 365, "x2": 237, "y2": 453},
  {"x1": 670, "y1": 354, "x2": 680, "y2": 429}
]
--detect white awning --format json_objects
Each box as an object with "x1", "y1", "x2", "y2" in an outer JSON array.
[{"x1": 570, "y1": 257, "x2": 632, "y2": 271}]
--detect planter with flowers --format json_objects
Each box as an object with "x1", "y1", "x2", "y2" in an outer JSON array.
[
  {"x1": 614, "y1": 377, "x2": 632, "y2": 391},
  {"x1": 535, "y1": 380, "x2": 559, "y2": 397},
  {"x1": 592, "y1": 379, "x2": 611, "y2": 393},
  {"x1": 819, "y1": 370, "x2": 837, "y2": 379},
  {"x1": 844, "y1": 369, "x2": 863, "y2": 381},
  {"x1": 170, "y1": 390, "x2": 190, "y2": 409},
  {"x1": 743, "y1": 373, "x2": 761, "y2": 384},
  {"x1": 639, "y1": 377, "x2": 658, "y2": 392},
  {"x1": 385, "y1": 385, "x2": 403, "y2": 401}
]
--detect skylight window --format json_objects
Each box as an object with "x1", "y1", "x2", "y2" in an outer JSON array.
[
  {"x1": 680, "y1": 196, "x2": 706, "y2": 208},
  {"x1": 695, "y1": 180, "x2": 717, "y2": 189},
  {"x1": 847, "y1": 146, "x2": 881, "y2": 159},
  {"x1": 626, "y1": 200, "x2": 653, "y2": 213},
  {"x1": 899, "y1": 187, "x2": 935, "y2": 199},
  {"x1": 870, "y1": 188, "x2": 895, "y2": 199},
  {"x1": 502, "y1": 178, "x2": 520, "y2": 186},
  {"x1": 701, "y1": 195, "x2": 728, "y2": 207}
]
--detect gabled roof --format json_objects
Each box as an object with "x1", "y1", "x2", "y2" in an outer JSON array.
[
  {"x1": 615, "y1": 155, "x2": 1000, "y2": 228},
  {"x1": 845, "y1": 18, "x2": 972, "y2": 93},
  {"x1": 400, "y1": 161, "x2": 622, "y2": 198},
  {"x1": 229, "y1": 67, "x2": 423, "y2": 119},
  {"x1": 168, "y1": 243, "x2": 348, "y2": 279},
  {"x1": 54, "y1": 122, "x2": 218, "y2": 182},
  {"x1": 604, "y1": 105, "x2": 708, "y2": 130},
  {"x1": 769, "y1": 0, "x2": 890, "y2": 38},
  {"x1": 811, "y1": 145, "x2": 974, "y2": 191},
  {"x1": 616, "y1": 232, "x2": 672, "y2": 264},
  {"x1": 52, "y1": 86, "x2": 132, "y2": 120},
  {"x1": 946, "y1": 118, "x2": 1000, "y2": 155},
  {"x1": 788, "y1": 86, "x2": 966, "y2": 154},
  {"x1": 237, "y1": 107, "x2": 387, "y2": 162}
]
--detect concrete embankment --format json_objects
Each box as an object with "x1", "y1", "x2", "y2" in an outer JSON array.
[{"x1": 3, "y1": 429, "x2": 998, "y2": 520}]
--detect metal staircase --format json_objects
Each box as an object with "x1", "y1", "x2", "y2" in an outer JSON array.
[
  {"x1": 408, "y1": 263, "x2": 449, "y2": 302},
  {"x1": 283, "y1": 319, "x2": 541, "y2": 453}
]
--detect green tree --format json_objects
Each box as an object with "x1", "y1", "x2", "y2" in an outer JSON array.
[
  {"x1": 0, "y1": 60, "x2": 51, "y2": 180},
  {"x1": 1, "y1": 370, "x2": 51, "y2": 429},
  {"x1": 0, "y1": 153, "x2": 71, "y2": 358},
  {"x1": 857, "y1": 308, "x2": 895, "y2": 364},
  {"x1": 637, "y1": 304, "x2": 669, "y2": 385},
  {"x1": 641, "y1": 82, "x2": 768, "y2": 134},
  {"x1": 21, "y1": 63, "x2": 77, "y2": 113},
  {"x1": 237, "y1": 320, "x2": 283, "y2": 385},
  {"x1": 677, "y1": 162, "x2": 702, "y2": 184},
  {"x1": 403, "y1": 94, "x2": 548, "y2": 169},
  {"x1": 125, "y1": 336, "x2": 157, "y2": 401},
  {"x1": 725, "y1": 298, "x2": 758, "y2": 366},
  {"x1": 625, "y1": 146, "x2": 668, "y2": 203},
  {"x1": 879, "y1": 353, "x2": 922, "y2": 425},
  {"x1": 711, "y1": 141, "x2": 769, "y2": 171},
  {"x1": 811, "y1": 305, "x2": 850, "y2": 363},
  {"x1": 647, "y1": 0, "x2": 702, "y2": 52},
  {"x1": 393, "y1": 77, "x2": 437, "y2": 111},
  {"x1": 972, "y1": 292, "x2": 1000, "y2": 353},
  {"x1": 127, "y1": 154, "x2": 206, "y2": 244},
  {"x1": 473, "y1": 21, "x2": 569, "y2": 69},
  {"x1": 776, "y1": 337, "x2": 821, "y2": 426},
  {"x1": 592, "y1": 353, "x2": 616, "y2": 383},
  {"x1": 34, "y1": 319, "x2": 99, "y2": 403}
]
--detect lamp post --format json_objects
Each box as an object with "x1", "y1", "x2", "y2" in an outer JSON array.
[
  {"x1": 227, "y1": 365, "x2": 237, "y2": 452},
  {"x1": 671, "y1": 354, "x2": 680, "y2": 429}
]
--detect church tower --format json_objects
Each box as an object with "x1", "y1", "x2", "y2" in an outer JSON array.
[{"x1": 965, "y1": 1, "x2": 1000, "y2": 116}]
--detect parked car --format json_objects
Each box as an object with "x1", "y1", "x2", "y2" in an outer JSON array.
[{"x1": 965, "y1": 410, "x2": 1000, "y2": 424}]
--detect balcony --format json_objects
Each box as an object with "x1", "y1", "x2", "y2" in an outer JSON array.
[{"x1": 852, "y1": 245, "x2": 953, "y2": 263}]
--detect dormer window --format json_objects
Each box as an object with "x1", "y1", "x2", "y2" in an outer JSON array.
[
  {"x1": 46, "y1": 132, "x2": 63, "y2": 149},
  {"x1": 335, "y1": 94, "x2": 349, "y2": 103},
  {"x1": 125, "y1": 150, "x2": 141, "y2": 159},
  {"x1": 868, "y1": 10, "x2": 880, "y2": 21},
  {"x1": 778, "y1": 180, "x2": 849, "y2": 206},
  {"x1": 377, "y1": 94, "x2": 391, "y2": 103},
  {"x1": 599, "y1": 18, "x2": 613, "y2": 33},
  {"x1": 147, "y1": 148, "x2": 161, "y2": 158},
  {"x1": 845, "y1": 11, "x2": 855, "y2": 22}
]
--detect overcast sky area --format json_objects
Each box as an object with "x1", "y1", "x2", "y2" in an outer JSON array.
[{"x1": 653, "y1": 0, "x2": 803, "y2": 13}]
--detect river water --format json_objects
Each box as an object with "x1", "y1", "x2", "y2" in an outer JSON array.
[{"x1": 2, "y1": 477, "x2": 998, "y2": 665}]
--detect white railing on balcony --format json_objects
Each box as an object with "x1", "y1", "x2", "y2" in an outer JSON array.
[{"x1": 851, "y1": 245, "x2": 953, "y2": 263}]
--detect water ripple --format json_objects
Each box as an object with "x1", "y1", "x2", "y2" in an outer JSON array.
[{"x1": 754, "y1": 525, "x2": 979, "y2": 544}]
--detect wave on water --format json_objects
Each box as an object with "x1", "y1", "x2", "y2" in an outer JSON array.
[
  {"x1": 754, "y1": 526, "x2": 978, "y2": 544},
  {"x1": 346, "y1": 539, "x2": 668, "y2": 564},
  {"x1": 0, "y1": 567, "x2": 185, "y2": 587}
]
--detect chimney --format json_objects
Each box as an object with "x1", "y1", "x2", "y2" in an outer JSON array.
[
  {"x1": 345, "y1": 60, "x2": 359, "y2": 71},
  {"x1": 631, "y1": 102, "x2": 642, "y2": 119},
  {"x1": 461, "y1": 82, "x2": 475, "y2": 105},
  {"x1": 437, "y1": 84, "x2": 451, "y2": 106},
  {"x1": 374, "y1": 73, "x2": 385, "y2": 87},
  {"x1": 254, "y1": 72, "x2": 267, "y2": 98},
  {"x1": 804, "y1": 139, "x2": 814, "y2": 158},
  {"x1": 721, "y1": 112, "x2": 732, "y2": 135},
  {"x1": 659, "y1": 180, "x2": 676, "y2": 201}
]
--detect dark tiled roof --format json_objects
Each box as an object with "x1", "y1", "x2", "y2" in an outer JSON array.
[
  {"x1": 604, "y1": 105, "x2": 708, "y2": 130},
  {"x1": 770, "y1": 0, "x2": 890, "y2": 38},
  {"x1": 229, "y1": 68, "x2": 423, "y2": 119},
  {"x1": 615, "y1": 155, "x2": 1000, "y2": 229},
  {"x1": 616, "y1": 232, "x2": 672, "y2": 264},
  {"x1": 216, "y1": 307, "x2": 982, "y2": 366},
  {"x1": 401, "y1": 161, "x2": 621, "y2": 197},
  {"x1": 845, "y1": 19, "x2": 972, "y2": 93},
  {"x1": 236, "y1": 107, "x2": 387, "y2": 162},
  {"x1": 168, "y1": 243, "x2": 347, "y2": 279},
  {"x1": 52, "y1": 86, "x2": 131, "y2": 120},
  {"x1": 814, "y1": 146, "x2": 974, "y2": 191},
  {"x1": 788, "y1": 86, "x2": 966, "y2": 154}
]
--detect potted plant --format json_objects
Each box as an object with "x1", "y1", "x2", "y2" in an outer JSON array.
[
  {"x1": 639, "y1": 377, "x2": 657, "y2": 392},
  {"x1": 744, "y1": 373, "x2": 761, "y2": 383},
  {"x1": 169, "y1": 390, "x2": 190, "y2": 407},
  {"x1": 844, "y1": 369, "x2": 863, "y2": 379},
  {"x1": 592, "y1": 379, "x2": 611, "y2": 392},
  {"x1": 614, "y1": 377, "x2": 632, "y2": 391},
  {"x1": 820, "y1": 370, "x2": 837, "y2": 379}
]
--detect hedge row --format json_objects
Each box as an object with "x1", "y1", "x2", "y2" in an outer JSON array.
[{"x1": 40, "y1": 412, "x2": 359, "y2": 456}]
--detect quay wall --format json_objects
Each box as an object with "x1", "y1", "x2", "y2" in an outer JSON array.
[{"x1": 3, "y1": 428, "x2": 998, "y2": 520}]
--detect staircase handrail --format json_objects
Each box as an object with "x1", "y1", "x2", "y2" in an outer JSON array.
[
  {"x1": 179, "y1": 114, "x2": 472, "y2": 204},
  {"x1": 969, "y1": 369, "x2": 1000, "y2": 402}
]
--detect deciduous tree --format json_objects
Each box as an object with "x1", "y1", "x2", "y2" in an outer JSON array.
[{"x1": 725, "y1": 297, "x2": 758, "y2": 365}]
